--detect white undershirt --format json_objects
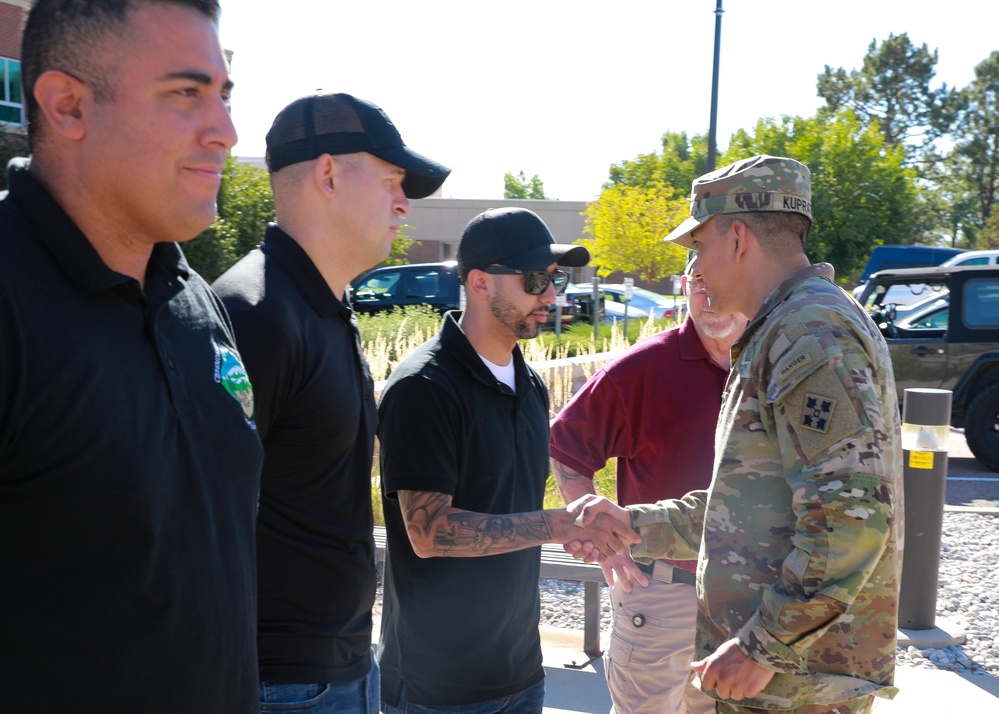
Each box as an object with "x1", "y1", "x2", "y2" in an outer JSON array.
[{"x1": 479, "y1": 354, "x2": 516, "y2": 392}]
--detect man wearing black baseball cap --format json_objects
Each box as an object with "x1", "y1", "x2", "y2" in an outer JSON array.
[
  {"x1": 456, "y1": 206, "x2": 590, "y2": 339},
  {"x1": 213, "y1": 92, "x2": 450, "y2": 714},
  {"x1": 376, "y1": 207, "x2": 639, "y2": 711}
]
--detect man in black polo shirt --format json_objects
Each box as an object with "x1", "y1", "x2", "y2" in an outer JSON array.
[
  {"x1": 212, "y1": 92, "x2": 450, "y2": 714},
  {"x1": 0, "y1": 2, "x2": 263, "y2": 712},
  {"x1": 377, "y1": 207, "x2": 641, "y2": 713}
]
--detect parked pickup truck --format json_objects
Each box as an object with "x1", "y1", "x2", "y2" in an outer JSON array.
[
  {"x1": 349, "y1": 261, "x2": 576, "y2": 327},
  {"x1": 857, "y1": 264, "x2": 999, "y2": 471}
]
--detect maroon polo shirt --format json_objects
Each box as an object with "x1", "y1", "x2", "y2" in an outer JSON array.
[{"x1": 550, "y1": 317, "x2": 730, "y2": 570}]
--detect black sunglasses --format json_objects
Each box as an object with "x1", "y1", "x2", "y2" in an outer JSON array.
[{"x1": 481, "y1": 266, "x2": 569, "y2": 295}]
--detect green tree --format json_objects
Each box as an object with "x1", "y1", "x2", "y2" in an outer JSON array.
[
  {"x1": 949, "y1": 51, "x2": 999, "y2": 248},
  {"x1": 581, "y1": 182, "x2": 688, "y2": 281},
  {"x1": 606, "y1": 131, "x2": 708, "y2": 195},
  {"x1": 724, "y1": 111, "x2": 917, "y2": 283},
  {"x1": 817, "y1": 33, "x2": 959, "y2": 167},
  {"x1": 981, "y1": 212, "x2": 999, "y2": 248},
  {"x1": 503, "y1": 170, "x2": 547, "y2": 199},
  {"x1": 923, "y1": 155, "x2": 980, "y2": 248},
  {"x1": 0, "y1": 131, "x2": 30, "y2": 191},
  {"x1": 383, "y1": 222, "x2": 420, "y2": 266},
  {"x1": 186, "y1": 156, "x2": 274, "y2": 282}
]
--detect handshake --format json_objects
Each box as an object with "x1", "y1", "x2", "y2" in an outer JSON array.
[{"x1": 547, "y1": 495, "x2": 637, "y2": 562}]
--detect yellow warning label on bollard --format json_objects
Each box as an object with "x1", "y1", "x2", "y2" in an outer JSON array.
[{"x1": 908, "y1": 451, "x2": 935, "y2": 469}]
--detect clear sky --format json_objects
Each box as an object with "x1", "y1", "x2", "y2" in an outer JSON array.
[{"x1": 218, "y1": 0, "x2": 997, "y2": 202}]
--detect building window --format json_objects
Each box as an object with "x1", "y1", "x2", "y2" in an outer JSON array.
[{"x1": 0, "y1": 58, "x2": 22, "y2": 125}]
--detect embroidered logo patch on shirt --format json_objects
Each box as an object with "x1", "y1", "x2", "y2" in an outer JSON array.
[
  {"x1": 802, "y1": 393, "x2": 836, "y2": 433},
  {"x1": 215, "y1": 344, "x2": 255, "y2": 425}
]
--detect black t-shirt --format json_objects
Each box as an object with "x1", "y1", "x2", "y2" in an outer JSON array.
[
  {"x1": 0, "y1": 167, "x2": 264, "y2": 712},
  {"x1": 377, "y1": 313, "x2": 549, "y2": 706},
  {"x1": 213, "y1": 225, "x2": 377, "y2": 684}
]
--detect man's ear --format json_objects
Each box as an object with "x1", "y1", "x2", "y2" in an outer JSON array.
[
  {"x1": 730, "y1": 218, "x2": 754, "y2": 263},
  {"x1": 313, "y1": 154, "x2": 338, "y2": 197},
  {"x1": 464, "y1": 269, "x2": 491, "y2": 300},
  {"x1": 32, "y1": 70, "x2": 88, "y2": 141}
]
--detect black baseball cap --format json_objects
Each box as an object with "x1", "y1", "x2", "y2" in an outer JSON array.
[
  {"x1": 456, "y1": 207, "x2": 590, "y2": 281},
  {"x1": 265, "y1": 92, "x2": 451, "y2": 199}
]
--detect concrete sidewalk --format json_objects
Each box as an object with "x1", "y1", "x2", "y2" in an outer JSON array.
[{"x1": 539, "y1": 625, "x2": 999, "y2": 713}]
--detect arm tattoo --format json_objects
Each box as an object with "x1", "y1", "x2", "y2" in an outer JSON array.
[
  {"x1": 400, "y1": 490, "x2": 451, "y2": 544},
  {"x1": 439, "y1": 511, "x2": 553, "y2": 556},
  {"x1": 551, "y1": 459, "x2": 587, "y2": 487},
  {"x1": 400, "y1": 490, "x2": 554, "y2": 557},
  {"x1": 551, "y1": 459, "x2": 596, "y2": 502}
]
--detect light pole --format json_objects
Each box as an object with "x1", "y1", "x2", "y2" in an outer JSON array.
[{"x1": 707, "y1": 0, "x2": 724, "y2": 172}]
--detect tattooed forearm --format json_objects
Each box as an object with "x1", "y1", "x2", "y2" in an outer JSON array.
[
  {"x1": 551, "y1": 459, "x2": 597, "y2": 502},
  {"x1": 398, "y1": 490, "x2": 558, "y2": 557},
  {"x1": 436, "y1": 511, "x2": 553, "y2": 556},
  {"x1": 400, "y1": 490, "x2": 452, "y2": 545}
]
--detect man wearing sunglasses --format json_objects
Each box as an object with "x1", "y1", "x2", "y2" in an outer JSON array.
[{"x1": 377, "y1": 207, "x2": 641, "y2": 713}]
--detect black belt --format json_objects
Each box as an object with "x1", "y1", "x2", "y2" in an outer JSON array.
[{"x1": 636, "y1": 560, "x2": 696, "y2": 585}]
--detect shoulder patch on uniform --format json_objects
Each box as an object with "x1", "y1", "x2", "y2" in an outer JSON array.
[
  {"x1": 772, "y1": 333, "x2": 826, "y2": 391},
  {"x1": 801, "y1": 393, "x2": 836, "y2": 433},
  {"x1": 778, "y1": 352, "x2": 811, "y2": 382},
  {"x1": 767, "y1": 333, "x2": 793, "y2": 364}
]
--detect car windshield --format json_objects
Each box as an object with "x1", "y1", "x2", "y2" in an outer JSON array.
[
  {"x1": 897, "y1": 306, "x2": 949, "y2": 330},
  {"x1": 862, "y1": 281, "x2": 948, "y2": 311},
  {"x1": 354, "y1": 272, "x2": 400, "y2": 300}
]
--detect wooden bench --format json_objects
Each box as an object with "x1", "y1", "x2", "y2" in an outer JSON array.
[{"x1": 373, "y1": 526, "x2": 605, "y2": 660}]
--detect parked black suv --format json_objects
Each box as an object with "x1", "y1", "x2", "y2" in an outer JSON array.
[
  {"x1": 857, "y1": 265, "x2": 999, "y2": 471},
  {"x1": 349, "y1": 261, "x2": 576, "y2": 327},
  {"x1": 351, "y1": 262, "x2": 462, "y2": 315}
]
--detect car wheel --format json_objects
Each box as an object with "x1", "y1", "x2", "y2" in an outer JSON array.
[{"x1": 965, "y1": 382, "x2": 999, "y2": 472}]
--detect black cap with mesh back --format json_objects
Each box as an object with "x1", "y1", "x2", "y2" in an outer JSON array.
[
  {"x1": 265, "y1": 93, "x2": 451, "y2": 199},
  {"x1": 456, "y1": 207, "x2": 590, "y2": 282}
]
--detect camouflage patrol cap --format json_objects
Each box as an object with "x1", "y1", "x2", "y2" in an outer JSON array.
[{"x1": 664, "y1": 155, "x2": 812, "y2": 250}]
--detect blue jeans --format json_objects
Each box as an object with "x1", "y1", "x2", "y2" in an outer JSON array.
[
  {"x1": 382, "y1": 678, "x2": 544, "y2": 714},
  {"x1": 259, "y1": 657, "x2": 380, "y2": 713}
]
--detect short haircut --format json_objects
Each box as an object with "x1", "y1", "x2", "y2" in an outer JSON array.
[
  {"x1": 21, "y1": 0, "x2": 222, "y2": 148},
  {"x1": 714, "y1": 211, "x2": 812, "y2": 256}
]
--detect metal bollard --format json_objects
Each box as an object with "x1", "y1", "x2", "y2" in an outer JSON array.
[{"x1": 898, "y1": 388, "x2": 952, "y2": 630}]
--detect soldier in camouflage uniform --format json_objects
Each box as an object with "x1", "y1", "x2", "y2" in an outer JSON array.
[{"x1": 573, "y1": 155, "x2": 903, "y2": 713}]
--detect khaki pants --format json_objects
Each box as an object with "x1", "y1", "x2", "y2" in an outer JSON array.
[{"x1": 604, "y1": 561, "x2": 714, "y2": 714}]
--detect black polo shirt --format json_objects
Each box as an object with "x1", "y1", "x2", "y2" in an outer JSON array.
[
  {"x1": 377, "y1": 313, "x2": 550, "y2": 706},
  {"x1": 0, "y1": 167, "x2": 264, "y2": 712},
  {"x1": 213, "y1": 225, "x2": 378, "y2": 685}
]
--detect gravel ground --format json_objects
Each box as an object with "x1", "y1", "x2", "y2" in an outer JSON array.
[{"x1": 539, "y1": 511, "x2": 999, "y2": 678}]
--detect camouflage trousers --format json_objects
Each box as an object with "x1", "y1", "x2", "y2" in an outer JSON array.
[{"x1": 715, "y1": 695, "x2": 873, "y2": 714}]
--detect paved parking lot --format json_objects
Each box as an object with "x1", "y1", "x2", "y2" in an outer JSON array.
[{"x1": 944, "y1": 428, "x2": 999, "y2": 510}]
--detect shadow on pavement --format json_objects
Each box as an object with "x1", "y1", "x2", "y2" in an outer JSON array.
[{"x1": 543, "y1": 657, "x2": 611, "y2": 714}]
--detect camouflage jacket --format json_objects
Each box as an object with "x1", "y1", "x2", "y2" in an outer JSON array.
[{"x1": 630, "y1": 264, "x2": 904, "y2": 710}]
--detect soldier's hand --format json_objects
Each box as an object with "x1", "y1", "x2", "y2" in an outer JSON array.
[
  {"x1": 692, "y1": 638, "x2": 775, "y2": 701},
  {"x1": 565, "y1": 494, "x2": 630, "y2": 528}
]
